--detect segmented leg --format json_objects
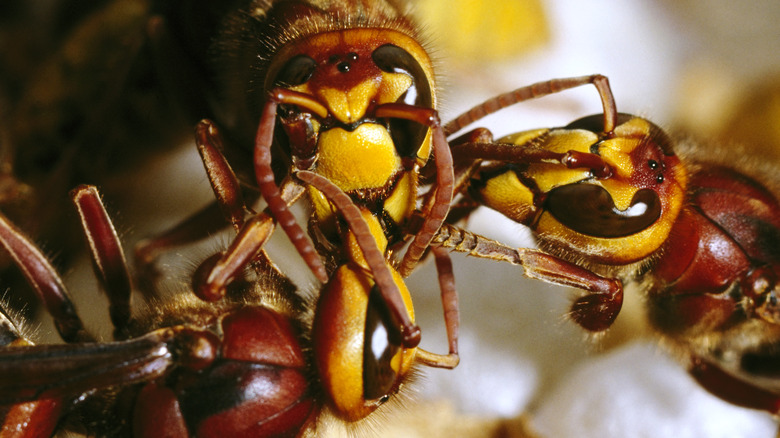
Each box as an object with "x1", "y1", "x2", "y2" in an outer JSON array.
[
  {"x1": 411, "y1": 127, "x2": 496, "y2": 230},
  {"x1": 192, "y1": 122, "x2": 301, "y2": 301},
  {"x1": 296, "y1": 170, "x2": 421, "y2": 348},
  {"x1": 253, "y1": 89, "x2": 329, "y2": 283},
  {"x1": 373, "y1": 103, "x2": 455, "y2": 277},
  {"x1": 689, "y1": 357, "x2": 780, "y2": 414},
  {"x1": 447, "y1": 127, "x2": 495, "y2": 192},
  {"x1": 195, "y1": 120, "x2": 249, "y2": 232},
  {"x1": 443, "y1": 74, "x2": 617, "y2": 137},
  {"x1": 449, "y1": 141, "x2": 614, "y2": 179},
  {"x1": 432, "y1": 221, "x2": 623, "y2": 332},
  {"x1": 192, "y1": 213, "x2": 274, "y2": 302},
  {"x1": 133, "y1": 202, "x2": 228, "y2": 283},
  {"x1": 133, "y1": 118, "x2": 262, "y2": 279},
  {"x1": 71, "y1": 185, "x2": 132, "y2": 338},
  {"x1": 415, "y1": 246, "x2": 460, "y2": 369},
  {"x1": 0, "y1": 213, "x2": 91, "y2": 343}
]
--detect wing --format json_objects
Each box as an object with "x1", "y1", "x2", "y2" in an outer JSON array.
[{"x1": 0, "y1": 329, "x2": 176, "y2": 404}]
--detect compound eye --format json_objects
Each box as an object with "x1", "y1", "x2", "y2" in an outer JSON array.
[
  {"x1": 565, "y1": 113, "x2": 635, "y2": 133},
  {"x1": 274, "y1": 54, "x2": 316, "y2": 86},
  {"x1": 363, "y1": 285, "x2": 401, "y2": 401},
  {"x1": 547, "y1": 185, "x2": 661, "y2": 237},
  {"x1": 372, "y1": 44, "x2": 433, "y2": 158}
]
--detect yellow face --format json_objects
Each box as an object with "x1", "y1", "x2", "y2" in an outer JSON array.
[
  {"x1": 478, "y1": 115, "x2": 688, "y2": 264},
  {"x1": 278, "y1": 29, "x2": 434, "y2": 183},
  {"x1": 268, "y1": 28, "x2": 437, "y2": 239}
]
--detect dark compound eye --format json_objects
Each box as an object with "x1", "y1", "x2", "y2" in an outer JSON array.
[
  {"x1": 372, "y1": 44, "x2": 434, "y2": 159},
  {"x1": 547, "y1": 185, "x2": 662, "y2": 238},
  {"x1": 274, "y1": 54, "x2": 316, "y2": 86},
  {"x1": 363, "y1": 285, "x2": 401, "y2": 401},
  {"x1": 565, "y1": 113, "x2": 635, "y2": 133},
  {"x1": 372, "y1": 44, "x2": 414, "y2": 73}
]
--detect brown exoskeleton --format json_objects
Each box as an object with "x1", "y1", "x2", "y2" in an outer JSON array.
[
  {"x1": 0, "y1": 182, "x2": 459, "y2": 437},
  {"x1": 428, "y1": 74, "x2": 780, "y2": 419}
]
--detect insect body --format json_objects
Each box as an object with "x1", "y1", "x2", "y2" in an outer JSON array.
[
  {"x1": 0, "y1": 178, "x2": 458, "y2": 436},
  {"x1": 437, "y1": 75, "x2": 780, "y2": 415},
  {"x1": 138, "y1": 0, "x2": 454, "y2": 286},
  {"x1": 0, "y1": 185, "x2": 314, "y2": 436}
]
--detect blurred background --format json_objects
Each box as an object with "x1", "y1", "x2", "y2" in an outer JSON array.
[{"x1": 2, "y1": 1, "x2": 780, "y2": 437}]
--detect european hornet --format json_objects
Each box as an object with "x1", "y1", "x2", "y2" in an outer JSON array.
[
  {"x1": 136, "y1": 0, "x2": 455, "y2": 292},
  {"x1": 431, "y1": 74, "x2": 780, "y2": 417},
  {"x1": 0, "y1": 183, "x2": 459, "y2": 436}
]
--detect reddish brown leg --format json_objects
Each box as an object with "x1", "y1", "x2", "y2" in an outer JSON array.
[
  {"x1": 447, "y1": 127, "x2": 495, "y2": 191},
  {"x1": 133, "y1": 119, "x2": 261, "y2": 292},
  {"x1": 0, "y1": 213, "x2": 91, "y2": 343},
  {"x1": 690, "y1": 357, "x2": 780, "y2": 414},
  {"x1": 418, "y1": 127, "x2": 497, "y2": 230},
  {"x1": 195, "y1": 120, "x2": 249, "y2": 232},
  {"x1": 192, "y1": 121, "x2": 302, "y2": 301},
  {"x1": 134, "y1": 118, "x2": 259, "y2": 277},
  {"x1": 253, "y1": 89, "x2": 329, "y2": 283},
  {"x1": 522, "y1": 249, "x2": 623, "y2": 331},
  {"x1": 443, "y1": 74, "x2": 618, "y2": 138},
  {"x1": 296, "y1": 170, "x2": 421, "y2": 348},
  {"x1": 71, "y1": 185, "x2": 132, "y2": 338},
  {"x1": 373, "y1": 103, "x2": 455, "y2": 277},
  {"x1": 416, "y1": 246, "x2": 460, "y2": 369},
  {"x1": 432, "y1": 222, "x2": 623, "y2": 332},
  {"x1": 192, "y1": 213, "x2": 274, "y2": 302},
  {"x1": 134, "y1": 201, "x2": 228, "y2": 278}
]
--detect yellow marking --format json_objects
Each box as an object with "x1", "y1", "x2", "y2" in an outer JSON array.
[
  {"x1": 535, "y1": 176, "x2": 685, "y2": 264},
  {"x1": 345, "y1": 211, "x2": 389, "y2": 269},
  {"x1": 307, "y1": 185, "x2": 339, "y2": 240},
  {"x1": 319, "y1": 79, "x2": 380, "y2": 124},
  {"x1": 542, "y1": 129, "x2": 598, "y2": 154},
  {"x1": 614, "y1": 117, "x2": 653, "y2": 138},
  {"x1": 315, "y1": 260, "x2": 415, "y2": 420},
  {"x1": 377, "y1": 72, "x2": 413, "y2": 105},
  {"x1": 599, "y1": 138, "x2": 637, "y2": 179},
  {"x1": 600, "y1": 179, "x2": 639, "y2": 211},
  {"x1": 479, "y1": 171, "x2": 536, "y2": 224},
  {"x1": 317, "y1": 125, "x2": 400, "y2": 191},
  {"x1": 316, "y1": 265, "x2": 374, "y2": 420},
  {"x1": 416, "y1": 125, "x2": 433, "y2": 164},
  {"x1": 498, "y1": 128, "x2": 551, "y2": 147},
  {"x1": 384, "y1": 171, "x2": 417, "y2": 225},
  {"x1": 530, "y1": 164, "x2": 591, "y2": 193}
]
